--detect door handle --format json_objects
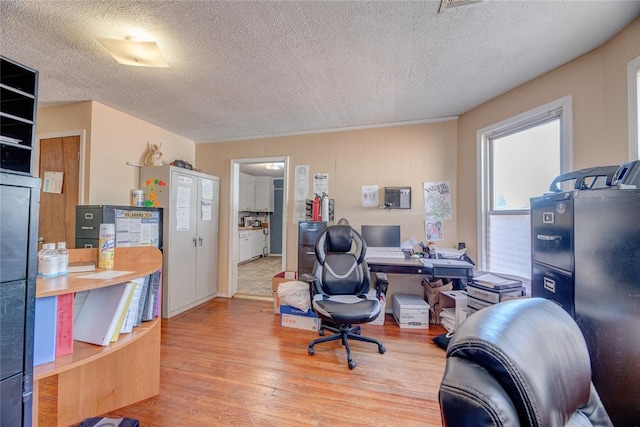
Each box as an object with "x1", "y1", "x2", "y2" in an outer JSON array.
[
  {"x1": 537, "y1": 234, "x2": 562, "y2": 241},
  {"x1": 199, "y1": 237, "x2": 203, "y2": 246},
  {"x1": 544, "y1": 277, "x2": 556, "y2": 293},
  {"x1": 193, "y1": 237, "x2": 197, "y2": 247}
]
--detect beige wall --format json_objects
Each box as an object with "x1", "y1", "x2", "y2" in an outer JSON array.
[
  {"x1": 457, "y1": 18, "x2": 640, "y2": 263},
  {"x1": 89, "y1": 102, "x2": 195, "y2": 204},
  {"x1": 196, "y1": 120, "x2": 458, "y2": 296},
  {"x1": 33, "y1": 18, "x2": 639, "y2": 297},
  {"x1": 36, "y1": 101, "x2": 196, "y2": 205}
]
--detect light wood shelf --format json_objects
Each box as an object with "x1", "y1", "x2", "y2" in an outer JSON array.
[{"x1": 34, "y1": 246, "x2": 162, "y2": 427}]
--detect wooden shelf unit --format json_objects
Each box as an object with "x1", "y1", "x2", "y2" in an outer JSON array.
[{"x1": 34, "y1": 246, "x2": 162, "y2": 427}]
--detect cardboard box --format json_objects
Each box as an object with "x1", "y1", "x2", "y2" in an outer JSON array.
[
  {"x1": 272, "y1": 271, "x2": 297, "y2": 314},
  {"x1": 392, "y1": 294, "x2": 429, "y2": 329},
  {"x1": 280, "y1": 305, "x2": 320, "y2": 331}
]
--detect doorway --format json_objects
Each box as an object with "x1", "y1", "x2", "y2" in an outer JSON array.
[
  {"x1": 228, "y1": 157, "x2": 288, "y2": 298},
  {"x1": 35, "y1": 131, "x2": 86, "y2": 249}
]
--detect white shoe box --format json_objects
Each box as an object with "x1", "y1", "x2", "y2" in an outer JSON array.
[{"x1": 392, "y1": 294, "x2": 429, "y2": 329}]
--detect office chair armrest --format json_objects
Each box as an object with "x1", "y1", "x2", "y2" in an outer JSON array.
[
  {"x1": 300, "y1": 273, "x2": 321, "y2": 297},
  {"x1": 375, "y1": 273, "x2": 389, "y2": 299}
]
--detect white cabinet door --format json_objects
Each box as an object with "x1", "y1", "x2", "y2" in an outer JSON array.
[
  {"x1": 251, "y1": 229, "x2": 263, "y2": 258},
  {"x1": 195, "y1": 176, "x2": 219, "y2": 300},
  {"x1": 168, "y1": 169, "x2": 198, "y2": 314},
  {"x1": 239, "y1": 174, "x2": 255, "y2": 211},
  {"x1": 254, "y1": 180, "x2": 273, "y2": 212},
  {"x1": 239, "y1": 232, "x2": 252, "y2": 262}
]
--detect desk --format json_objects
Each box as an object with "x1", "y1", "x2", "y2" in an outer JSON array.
[
  {"x1": 367, "y1": 257, "x2": 474, "y2": 284},
  {"x1": 367, "y1": 257, "x2": 474, "y2": 314}
]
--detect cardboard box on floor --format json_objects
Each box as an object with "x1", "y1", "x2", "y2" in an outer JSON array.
[
  {"x1": 280, "y1": 305, "x2": 320, "y2": 331},
  {"x1": 272, "y1": 271, "x2": 297, "y2": 314}
]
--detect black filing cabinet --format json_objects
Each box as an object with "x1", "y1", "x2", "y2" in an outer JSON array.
[
  {"x1": 531, "y1": 188, "x2": 640, "y2": 426},
  {"x1": 297, "y1": 221, "x2": 326, "y2": 277},
  {"x1": 75, "y1": 205, "x2": 163, "y2": 249},
  {"x1": 530, "y1": 191, "x2": 575, "y2": 316},
  {"x1": 0, "y1": 173, "x2": 40, "y2": 427}
]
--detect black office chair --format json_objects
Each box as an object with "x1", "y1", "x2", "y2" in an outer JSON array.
[
  {"x1": 439, "y1": 297, "x2": 612, "y2": 426},
  {"x1": 301, "y1": 225, "x2": 386, "y2": 369}
]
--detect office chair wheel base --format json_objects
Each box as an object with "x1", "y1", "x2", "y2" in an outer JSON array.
[
  {"x1": 318, "y1": 330, "x2": 325, "y2": 336},
  {"x1": 308, "y1": 347, "x2": 315, "y2": 355},
  {"x1": 378, "y1": 345, "x2": 386, "y2": 354},
  {"x1": 348, "y1": 361, "x2": 356, "y2": 370}
]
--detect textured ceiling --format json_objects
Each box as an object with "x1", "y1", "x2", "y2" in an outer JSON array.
[{"x1": 1, "y1": 1, "x2": 639, "y2": 143}]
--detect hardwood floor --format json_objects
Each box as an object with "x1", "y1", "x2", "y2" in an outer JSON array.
[{"x1": 41, "y1": 298, "x2": 448, "y2": 426}]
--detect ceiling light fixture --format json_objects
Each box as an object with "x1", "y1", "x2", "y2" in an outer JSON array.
[
  {"x1": 438, "y1": 0, "x2": 481, "y2": 14},
  {"x1": 97, "y1": 36, "x2": 169, "y2": 68},
  {"x1": 265, "y1": 163, "x2": 283, "y2": 170}
]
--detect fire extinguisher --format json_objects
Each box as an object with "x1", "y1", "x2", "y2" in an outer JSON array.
[
  {"x1": 312, "y1": 194, "x2": 321, "y2": 221},
  {"x1": 321, "y1": 193, "x2": 329, "y2": 222}
]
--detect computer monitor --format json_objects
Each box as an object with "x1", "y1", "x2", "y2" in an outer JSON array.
[{"x1": 360, "y1": 225, "x2": 401, "y2": 248}]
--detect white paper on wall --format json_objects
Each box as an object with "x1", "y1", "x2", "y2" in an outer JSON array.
[
  {"x1": 43, "y1": 171, "x2": 64, "y2": 193},
  {"x1": 361, "y1": 185, "x2": 379, "y2": 207},
  {"x1": 313, "y1": 173, "x2": 329, "y2": 195}
]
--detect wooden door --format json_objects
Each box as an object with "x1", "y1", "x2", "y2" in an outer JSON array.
[{"x1": 38, "y1": 135, "x2": 80, "y2": 248}]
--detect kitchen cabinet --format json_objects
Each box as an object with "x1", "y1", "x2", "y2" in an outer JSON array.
[
  {"x1": 238, "y1": 230, "x2": 252, "y2": 263},
  {"x1": 251, "y1": 229, "x2": 265, "y2": 258},
  {"x1": 239, "y1": 174, "x2": 255, "y2": 211},
  {"x1": 239, "y1": 173, "x2": 274, "y2": 212},
  {"x1": 141, "y1": 166, "x2": 219, "y2": 318},
  {"x1": 254, "y1": 177, "x2": 274, "y2": 212}
]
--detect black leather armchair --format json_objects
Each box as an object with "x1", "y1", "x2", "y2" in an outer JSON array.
[
  {"x1": 302, "y1": 225, "x2": 386, "y2": 369},
  {"x1": 439, "y1": 297, "x2": 612, "y2": 427}
]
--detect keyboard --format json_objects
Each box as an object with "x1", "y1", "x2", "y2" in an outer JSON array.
[{"x1": 366, "y1": 250, "x2": 406, "y2": 259}]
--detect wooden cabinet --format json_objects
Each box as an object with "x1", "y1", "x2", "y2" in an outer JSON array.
[
  {"x1": 141, "y1": 166, "x2": 220, "y2": 318},
  {"x1": 34, "y1": 246, "x2": 162, "y2": 427},
  {"x1": 0, "y1": 56, "x2": 38, "y2": 175},
  {"x1": 0, "y1": 172, "x2": 39, "y2": 427}
]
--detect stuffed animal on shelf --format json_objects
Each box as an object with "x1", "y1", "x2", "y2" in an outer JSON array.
[{"x1": 143, "y1": 143, "x2": 164, "y2": 167}]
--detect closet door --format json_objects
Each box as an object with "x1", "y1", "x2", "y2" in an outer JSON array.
[
  {"x1": 195, "y1": 176, "x2": 219, "y2": 300},
  {"x1": 168, "y1": 170, "x2": 198, "y2": 313}
]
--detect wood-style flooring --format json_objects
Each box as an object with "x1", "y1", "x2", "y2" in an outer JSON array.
[{"x1": 41, "y1": 298, "x2": 448, "y2": 426}]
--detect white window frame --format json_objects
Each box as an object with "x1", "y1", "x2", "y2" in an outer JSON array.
[
  {"x1": 476, "y1": 96, "x2": 573, "y2": 274},
  {"x1": 628, "y1": 55, "x2": 640, "y2": 161}
]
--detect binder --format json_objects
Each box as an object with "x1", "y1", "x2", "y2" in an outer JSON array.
[
  {"x1": 135, "y1": 275, "x2": 150, "y2": 326},
  {"x1": 121, "y1": 277, "x2": 146, "y2": 334},
  {"x1": 74, "y1": 283, "x2": 130, "y2": 346},
  {"x1": 110, "y1": 282, "x2": 137, "y2": 342},
  {"x1": 142, "y1": 271, "x2": 161, "y2": 321},
  {"x1": 34, "y1": 296, "x2": 57, "y2": 365},
  {"x1": 55, "y1": 293, "x2": 74, "y2": 357}
]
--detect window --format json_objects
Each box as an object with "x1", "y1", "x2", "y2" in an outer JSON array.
[
  {"x1": 628, "y1": 55, "x2": 640, "y2": 160},
  {"x1": 477, "y1": 97, "x2": 572, "y2": 279}
]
